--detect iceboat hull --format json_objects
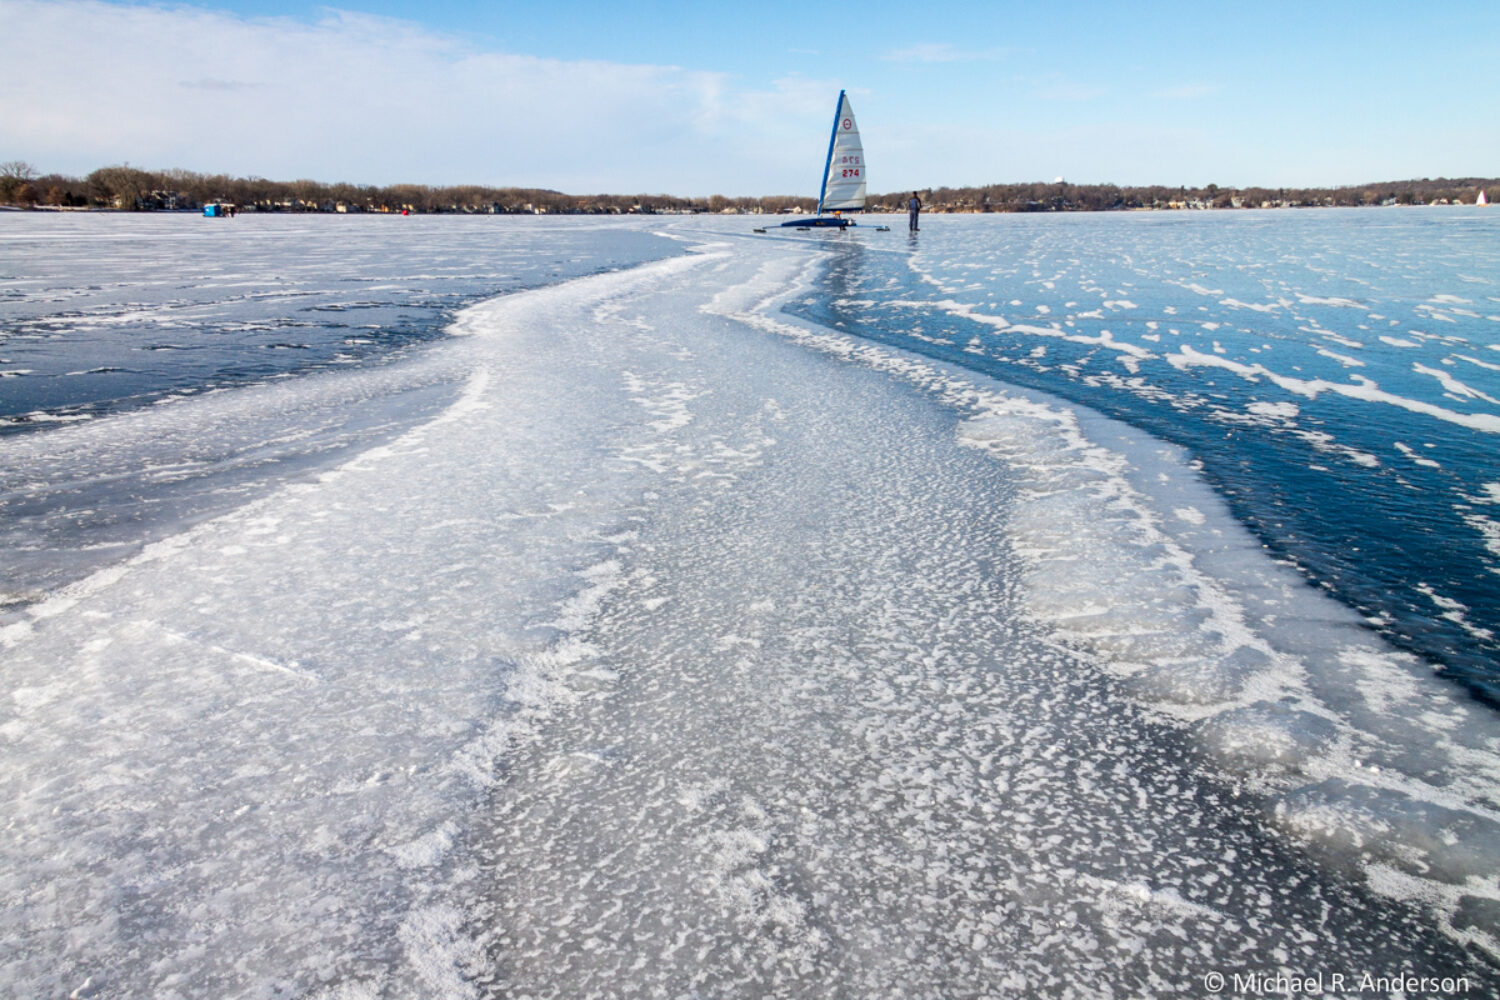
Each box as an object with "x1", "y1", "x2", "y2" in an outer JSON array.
[{"x1": 779, "y1": 217, "x2": 854, "y2": 229}]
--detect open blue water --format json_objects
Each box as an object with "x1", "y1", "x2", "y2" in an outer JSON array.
[{"x1": 789, "y1": 208, "x2": 1500, "y2": 704}]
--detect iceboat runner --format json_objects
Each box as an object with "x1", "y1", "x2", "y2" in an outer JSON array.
[{"x1": 779, "y1": 90, "x2": 868, "y2": 230}]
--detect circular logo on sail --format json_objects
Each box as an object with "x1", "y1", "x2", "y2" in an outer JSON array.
[{"x1": 842, "y1": 118, "x2": 852, "y2": 130}]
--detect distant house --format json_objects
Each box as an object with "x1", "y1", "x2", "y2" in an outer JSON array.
[{"x1": 141, "y1": 190, "x2": 184, "y2": 211}]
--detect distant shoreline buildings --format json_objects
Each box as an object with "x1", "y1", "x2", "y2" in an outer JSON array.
[{"x1": 0, "y1": 162, "x2": 1493, "y2": 216}]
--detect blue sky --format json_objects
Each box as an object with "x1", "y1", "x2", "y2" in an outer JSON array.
[{"x1": 4, "y1": 0, "x2": 1497, "y2": 195}]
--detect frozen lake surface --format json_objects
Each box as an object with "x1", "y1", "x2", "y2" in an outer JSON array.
[
  {"x1": 792, "y1": 208, "x2": 1500, "y2": 702},
  {"x1": 0, "y1": 215, "x2": 681, "y2": 603},
  {"x1": 0, "y1": 213, "x2": 681, "y2": 429},
  {"x1": 1, "y1": 214, "x2": 1498, "y2": 997}
]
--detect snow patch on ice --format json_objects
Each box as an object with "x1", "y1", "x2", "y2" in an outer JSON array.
[
  {"x1": 1413, "y1": 363, "x2": 1500, "y2": 405},
  {"x1": 1297, "y1": 294, "x2": 1364, "y2": 308},
  {"x1": 398, "y1": 904, "x2": 486, "y2": 1000},
  {"x1": 1394, "y1": 441, "x2": 1442, "y2": 469},
  {"x1": 1220, "y1": 297, "x2": 1280, "y2": 313},
  {"x1": 1246, "y1": 400, "x2": 1300, "y2": 420}
]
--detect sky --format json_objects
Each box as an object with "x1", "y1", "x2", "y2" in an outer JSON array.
[{"x1": 4, "y1": 0, "x2": 1497, "y2": 196}]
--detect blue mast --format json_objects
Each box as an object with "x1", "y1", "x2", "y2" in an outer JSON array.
[{"x1": 814, "y1": 90, "x2": 845, "y2": 216}]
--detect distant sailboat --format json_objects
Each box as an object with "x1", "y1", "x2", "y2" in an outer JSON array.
[
  {"x1": 781, "y1": 90, "x2": 867, "y2": 229},
  {"x1": 1480, "y1": 189, "x2": 1490, "y2": 206}
]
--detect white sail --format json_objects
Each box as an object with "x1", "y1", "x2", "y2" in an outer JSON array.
[
  {"x1": 819, "y1": 92, "x2": 866, "y2": 213},
  {"x1": 1480, "y1": 189, "x2": 1489, "y2": 206}
]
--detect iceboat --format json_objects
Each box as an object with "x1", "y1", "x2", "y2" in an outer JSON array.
[{"x1": 779, "y1": 90, "x2": 867, "y2": 230}]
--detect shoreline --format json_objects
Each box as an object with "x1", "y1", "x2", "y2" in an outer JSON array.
[{"x1": 5, "y1": 201, "x2": 1493, "y2": 217}]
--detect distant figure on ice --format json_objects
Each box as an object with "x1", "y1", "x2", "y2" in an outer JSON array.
[{"x1": 908, "y1": 191, "x2": 922, "y2": 231}]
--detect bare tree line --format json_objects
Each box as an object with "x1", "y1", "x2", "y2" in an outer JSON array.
[
  {"x1": 871, "y1": 177, "x2": 1496, "y2": 212},
  {"x1": 0, "y1": 162, "x2": 811, "y2": 214},
  {"x1": 1, "y1": 161, "x2": 1493, "y2": 214}
]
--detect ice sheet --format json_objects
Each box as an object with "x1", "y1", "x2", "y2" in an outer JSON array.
[
  {"x1": 795, "y1": 209, "x2": 1500, "y2": 711},
  {"x1": 2, "y1": 221, "x2": 1497, "y2": 997}
]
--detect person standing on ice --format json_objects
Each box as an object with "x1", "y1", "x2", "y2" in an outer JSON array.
[{"x1": 908, "y1": 191, "x2": 922, "y2": 231}]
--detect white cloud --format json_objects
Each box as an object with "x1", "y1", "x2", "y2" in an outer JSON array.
[{"x1": 0, "y1": 0, "x2": 838, "y2": 195}]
